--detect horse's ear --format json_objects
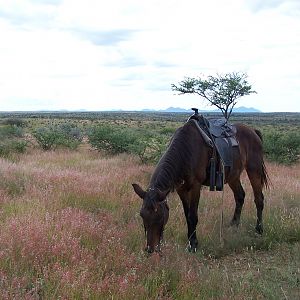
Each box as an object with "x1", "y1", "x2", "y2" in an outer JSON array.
[{"x1": 132, "y1": 183, "x2": 146, "y2": 199}]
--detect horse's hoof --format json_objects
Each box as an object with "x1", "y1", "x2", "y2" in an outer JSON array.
[
  {"x1": 187, "y1": 242, "x2": 198, "y2": 253},
  {"x1": 230, "y1": 219, "x2": 239, "y2": 227},
  {"x1": 255, "y1": 224, "x2": 263, "y2": 235},
  {"x1": 187, "y1": 245, "x2": 197, "y2": 253}
]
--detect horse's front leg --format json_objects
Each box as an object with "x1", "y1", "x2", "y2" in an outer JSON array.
[{"x1": 178, "y1": 185, "x2": 201, "y2": 252}]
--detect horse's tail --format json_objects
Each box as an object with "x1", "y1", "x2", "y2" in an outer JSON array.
[
  {"x1": 254, "y1": 129, "x2": 270, "y2": 189},
  {"x1": 261, "y1": 159, "x2": 270, "y2": 189}
]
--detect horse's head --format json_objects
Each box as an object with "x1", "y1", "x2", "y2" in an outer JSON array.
[{"x1": 132, "y1": 183, "x2": 169, "y2": 254}]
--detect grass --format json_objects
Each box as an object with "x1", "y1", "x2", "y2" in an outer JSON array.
[{"x1": 0, "y1": 147, "x2": 299, "y2": 299}]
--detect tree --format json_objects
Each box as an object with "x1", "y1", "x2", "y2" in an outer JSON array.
[{"x1": 171, "y1": 72, "x2": 256, "y2": 120}]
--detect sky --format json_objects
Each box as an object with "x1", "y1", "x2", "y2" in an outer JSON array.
[{"x1": 0, "y1": 0, "x2": 299, "y2": 112}]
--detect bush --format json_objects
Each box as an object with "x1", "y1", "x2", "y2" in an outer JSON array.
[
  {"x1": 88, "y1": 125, "x2": 168, "y2": 163},
  {"x1": 33, "y1": 127, "x2": 61, "y2": 150},
  {"x1": 0, "y1": 125, "x2": 27, "y2": 157},
  {"x1": 263, "y1": 130, "x2": 300, "y2": 164},
  {"x1": 2, "y1": 118, "x2": 27, "y2": 128},
  {"x1": 10, "y1": 140, "x2": 28, "y2": 154},
  {"x1": 0, "y1": 140, "x2": 28, "y2": 157},
  {"x1": 88, "y1": 125, "x2": 138, "y2": 155},
  {"x1": 33, "y1": 124, "x2": 82, "y2": 150},
  {"x1": 57, "y1": 123, "x2": 83, "y2": 141},
  {"x1": 128, "y1": 133, "x2": 167, "y2": 163},
  {"x1": 0, "y1": 125, "x2": 24, "y2": 139}
]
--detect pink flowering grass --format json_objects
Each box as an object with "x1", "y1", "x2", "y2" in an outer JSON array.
[
  {"x1": 0, "y1": 207, "x2": 141, "y2": 298},
  {"x1": 0, "y1": 149, "x2": 299, "y2": 298}
]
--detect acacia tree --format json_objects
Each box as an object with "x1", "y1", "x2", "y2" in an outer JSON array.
[{"x1": 171, "y1": 72, "x2": 256, "y2": 120}]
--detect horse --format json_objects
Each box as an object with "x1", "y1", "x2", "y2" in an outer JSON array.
[{"x1": 132, "y1": 118, "x2": 269, "y2": 253}]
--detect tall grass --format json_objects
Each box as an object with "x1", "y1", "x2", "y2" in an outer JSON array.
[{"x1": 0, "y1": 149, "x2": 299, "y2": 299}]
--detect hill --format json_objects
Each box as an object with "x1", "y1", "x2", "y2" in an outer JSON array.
[{"x1": 142, "y1": 106, "x2": 261, "y2": 113}]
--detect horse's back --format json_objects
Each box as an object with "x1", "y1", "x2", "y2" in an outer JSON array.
[
  {"x1": 235, "y1": 123, "x2": 263, "y2": 152},
  {"x1": 234, "y1": 123, "x2": 265, "y2": 170}
]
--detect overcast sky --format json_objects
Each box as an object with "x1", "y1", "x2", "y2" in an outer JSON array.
[{"x1": 0, "y1": 0, "x2": 299, "y2": 112}]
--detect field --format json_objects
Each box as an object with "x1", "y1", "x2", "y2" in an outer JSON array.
[{"x1": 0, "y1": 112, "x2": 299, "y2": 299}]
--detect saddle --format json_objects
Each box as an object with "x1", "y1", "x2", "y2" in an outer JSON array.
[{"x1": 188, "y1": 108, "x2": 239, "y2": 191}]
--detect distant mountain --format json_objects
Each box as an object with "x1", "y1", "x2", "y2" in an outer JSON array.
[
  {"x1": 159, "y1": 107, "x2": 190, "y2": 112},
  {"x1": 232, "y1": 106, "x2": 261, "y2": 113},
  {"x1": 142, "y1": 106, "x2": 261, "y2": 113}
]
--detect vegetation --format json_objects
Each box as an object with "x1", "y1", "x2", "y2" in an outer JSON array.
[
  {"x1": 263, "y1": 129, "x2": 300, "y2": 164},
  {"x1": 2, "y1": 118, "x2": 27, "y2": 128},
  {"x1": 33, "y1": 123, "x2": 82, "y2": 150},
  {"x1": 88, "y1": 125, "x2": 168, "y2": 163},
  {"x1": 0, "y1": 124, "x2": 28, "y2": 158},
  {"x1": 0, "y1": 142, "x2": 299, "y2": 298},
  {"x1": 172, "y1": 72, "x2": 256, "y2": 120},
  {"x1": 0, "y1": 112, "x2": 299, "y2": 297},
  {"x1": 1, "y1": 111, "x2": 300, "y2": 165}
]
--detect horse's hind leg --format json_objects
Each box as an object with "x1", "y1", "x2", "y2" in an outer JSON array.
[
  {"x1": 246, "y1": 167, "x2": 265, "y2": 234},
  {"x1": 228, "y1": 179, "x2": 245, "y2": 227}
]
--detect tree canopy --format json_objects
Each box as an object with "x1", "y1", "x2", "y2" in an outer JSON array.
[{"x1": 171, "y1": 72, "x2": 256, "y2": 120}]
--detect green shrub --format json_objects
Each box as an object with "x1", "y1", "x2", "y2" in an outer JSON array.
[
  {"x1": 88, "y1": 125, "x2": 137, "y2": 154},
  {"x1": 33, "y1": 127, "x2": 61, "y2": 150},
  {"x1": 0, "y1": 125, "x2": 24, "y2": 139},
  {"x1": 56, "y1": 137, "x2": 81, "y2": 150},
  {"x1": 263, "y1": 130, "x2": 300, "y2": 164},
  {"x1": 88, "y1": 125, "x2": 168, "y2": 163},
  {"x1": 128, "y1": 133, "x2": 167, "y2": 163},
  {"x1": 0, "y1": 140, "x2": 28, "y2": 157},
  {"x1": 57, "y1": 123, "x2": 83, "y2": 141},
  {"x1": 33, "y1": 124, "x2": 83, "y2": 151},
  {"x1": 0, "y1": 125, "x2": 27, "y2": 157},
  {"x1": 0, "y1": 143, "x2": 10, "y2": 157},
  {"x1": 10, "y1": 140, "x2": 28, "y2": 154},
  {"x1": 2, "y1": 118, "x2": 27, "y2": 128},
  {"x1": 159, "y1": 126, "x2": 176, "y2": 135}
]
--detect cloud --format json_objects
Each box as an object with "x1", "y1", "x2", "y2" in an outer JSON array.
[
  {"x1": 102, "y1": 55, "x2": 146, "y2": 69},
  {"x1": 0, "y1": 0, "x2": 299, "y2": 112},
  {"x1": 74, "y1": 29, "x2": 139, "y2": 46},
  {"x1": 245, "y1": 0, "x2": 287, "y2": 12},
  {"x1": 0, "y1": 0, "x2": 57, "y2": 28},
  {"x1": 244, "y1": 0, "x2": 300, "y2": 16},
  {"x1": 29, "y1": 0, "x2": 62, "y2": 5},
  {"x1": 152, "y1": 61, "x2": 178, "y2": 68}
]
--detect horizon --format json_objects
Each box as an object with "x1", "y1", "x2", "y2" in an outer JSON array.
[{"x1": 1, "y1": 106, "x2": 300, "y2": 114}]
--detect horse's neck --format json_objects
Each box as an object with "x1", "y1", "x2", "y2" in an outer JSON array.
[
  {"x1": 150, "y1": 123, "x2": 195, "y2": 192},
  {"x1": 150, "y1": 155, "x2": 182, "y2": 193}
]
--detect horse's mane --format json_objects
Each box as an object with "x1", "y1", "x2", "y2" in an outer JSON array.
[{"x1": 150, "y1": 121, "x2": 196, "y2": 192}]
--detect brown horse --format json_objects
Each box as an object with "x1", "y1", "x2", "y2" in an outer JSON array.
[{"x1": 132, "y1": 119, "x2": 269, "y2": 253}]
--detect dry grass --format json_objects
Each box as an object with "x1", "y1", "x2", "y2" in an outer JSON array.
[{"x1": 0, "y1": 148, "x2": 299, "y2": 299}]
